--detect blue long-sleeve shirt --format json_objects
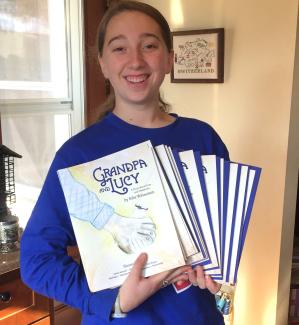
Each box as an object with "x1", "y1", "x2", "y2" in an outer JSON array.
[{"x1": 20, "y1": 112, "x2": 229, "y2": 325}]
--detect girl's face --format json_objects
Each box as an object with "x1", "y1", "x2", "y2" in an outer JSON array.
[{"x1": 99, "y1": 10, "x2": 173, "y2": 109}]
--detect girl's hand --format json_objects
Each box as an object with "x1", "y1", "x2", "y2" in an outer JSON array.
[
  {"x1": 187, "y1": 265, "x2": 221, "y2": 294},
  {"x1": 119, "y1": 253, "x2": 191, "y2": 313}
]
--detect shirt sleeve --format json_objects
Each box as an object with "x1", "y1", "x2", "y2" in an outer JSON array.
[
  {"x1": 20, "y1": 153, "x2": 117, "y2": 322},
  {"x1": 57, "y1": 168, "x2": 114, "y2": 229}
]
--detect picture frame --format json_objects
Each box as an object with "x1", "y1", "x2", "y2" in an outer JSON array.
[{"x1": 171, "y1": 28, "x2": 224, "y2": 83}]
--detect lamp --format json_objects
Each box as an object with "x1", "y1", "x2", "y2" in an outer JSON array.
[{"x1": 0, "y1": 145, "x2": 22, "y2": 253}]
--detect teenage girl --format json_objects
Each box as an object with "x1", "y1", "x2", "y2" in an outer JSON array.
[{"x1": 21, "y1": 1, "x2": 228, "y2": 324}]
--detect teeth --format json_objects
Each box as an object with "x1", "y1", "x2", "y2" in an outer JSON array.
[{"x1": 126, "y1": 75, "x2": 147, "y2": 83}]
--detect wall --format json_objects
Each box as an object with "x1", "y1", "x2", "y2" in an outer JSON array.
[
  {"x1": 142, "y1": 0, "x2": 299, "y2": 324},
  {"x1": 277, "y1": 10, "x2": 299, "y2": 325}
]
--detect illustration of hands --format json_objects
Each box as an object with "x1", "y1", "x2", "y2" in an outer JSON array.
[
  {"x1": 104, "y1": 212, "x2": 156, "y2": 254},
  {"x1": 58, "y1": 169, "x2": 156, "y2": 254}
]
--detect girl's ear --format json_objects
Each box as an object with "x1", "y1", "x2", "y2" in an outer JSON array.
[
  {"x1": 165, "y1": 50, "x2": 174, "y2": 74},
  {"x1": 98, "y1": 55, "x2": 108, "y2": 79}
]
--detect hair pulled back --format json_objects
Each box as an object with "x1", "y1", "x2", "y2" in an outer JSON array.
[{"x1": 97, "y1": 0, "x2": 172, "y2": 119}]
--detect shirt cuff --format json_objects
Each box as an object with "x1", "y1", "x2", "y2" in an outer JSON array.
[
  {"x1": 88, "y1": 287, "x2": 118, "y2": 321},
  {"x1": 92, "y1": 204, "x2": 115, "y2": 229}
]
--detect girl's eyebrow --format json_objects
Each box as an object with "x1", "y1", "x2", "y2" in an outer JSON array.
[
  {"x1": 107, "y1": 35, "x2": 126, "y2": 46},
  {"x1": 107, "y1": 33, "x2": 161, "y2": 46},
  {"x1": 140, "y1": 33, "x2": 161, "y2": 41}
]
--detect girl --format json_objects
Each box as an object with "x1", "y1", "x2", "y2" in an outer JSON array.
[{"x1": 21, "y1": 1, "x2": 229, "y2": 324}]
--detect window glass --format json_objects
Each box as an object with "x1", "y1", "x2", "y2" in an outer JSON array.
[
  {"x1": 0, "y1": 0, "x2": 69, "y2": 101},
  {"x1": 0, "y1": 0, "x2": 84, "y2": 228},
  {"x1": 1, "y1": 114, "x2": 70, "y2": 227}
]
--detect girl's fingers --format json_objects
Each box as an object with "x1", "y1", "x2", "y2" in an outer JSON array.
[
  {"x1": 195, "y1": 266, "x2": 206, "y2": 289},
  {"x1": 187, "y1": 269, "x2": 198, "y2": 285},
  {"x1": 152, "y1": 264, "x2": 221, "y2": 295},
  {"x1": 164, "y1": 265, "x2": 191, "y2": 283},
  {"x1": 169, "y1": 273, "x2": 189, "y2": 284},
  {"x1": 205, "y1": 275, "x2": 221, "y2": 294}
]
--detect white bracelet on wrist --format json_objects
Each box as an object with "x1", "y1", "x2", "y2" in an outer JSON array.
[{"x1": 111, "y1": 291, "x2": 127, "y2": 318}]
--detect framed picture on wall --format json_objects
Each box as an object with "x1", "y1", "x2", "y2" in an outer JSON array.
[{"x1": 171, "y1": 28, "x2": 224, "y2": 83}]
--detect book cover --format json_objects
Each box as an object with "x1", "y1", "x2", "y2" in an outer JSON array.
[
  {"x1": 200, "y1": 155, "x2": 222, "y2": 276},
  {"x1": 221, "y1": 160, "x2": 231, "y2": 278},
  {"x1": 154, "y1": 145, "x2": 199, "y2": 258},
  {"x1": 233, "y1": 165, "x2": 261, "y2": 283},
  {"x1": 225, "y1": 164, "x2": 249, "y2": 283},
  {"x1": 57, "y1": 140, "x2": 185, "y2": 292},
  {"x1": 222, "y1": 162, "x2": 239, "y2": 283},
  {"x1": 171, "y1": 148, "x2": 211, "y2": 266},
  {"x1": 177, "y1": 150, "x2": 220, "y2": 273}
]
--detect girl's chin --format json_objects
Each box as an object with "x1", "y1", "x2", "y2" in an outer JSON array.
[{"x1": 117, "y1": 95, "x2": 158, "y2": 107}]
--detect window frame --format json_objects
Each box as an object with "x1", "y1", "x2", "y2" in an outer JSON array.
[{"x1": 0, "y1": 0, "x2": 85, "y2": 136}]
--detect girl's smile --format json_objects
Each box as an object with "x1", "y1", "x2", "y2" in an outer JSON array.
[{"x1": 125, "y1": 74, "x2": 149, "y2": 84}]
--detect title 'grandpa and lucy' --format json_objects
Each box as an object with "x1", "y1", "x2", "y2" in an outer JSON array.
[
  {"x1": 92, "y1": 156, "x2": 208, "y2": 196},
  {"x1": 93, "y1": 159, "x2": 148, "y2": 195}
]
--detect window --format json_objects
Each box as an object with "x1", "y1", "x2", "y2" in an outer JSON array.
[
  {"x1": 0, "y1": 0, "x2": 69, "y2": 101},
  {"x1": 0, "y1": 0, "x2": 85, "y2": 228}
]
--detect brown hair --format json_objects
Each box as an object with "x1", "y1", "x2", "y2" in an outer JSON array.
[{"x1": 97, "y1": 0, "x2": 172, "y2": 119}]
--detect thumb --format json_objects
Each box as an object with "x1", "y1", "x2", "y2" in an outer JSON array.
[{"x1": 130, "y1": 253, "x2": 148, "y2": 279}]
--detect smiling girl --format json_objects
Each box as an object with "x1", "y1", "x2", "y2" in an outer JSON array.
[{"x1": 21, "y1": 1, "x2": 228, "y2": 324}]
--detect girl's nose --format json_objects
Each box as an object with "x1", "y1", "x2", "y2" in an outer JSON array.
[{"x1": 128, "y1": 48, "x2": 145, "y2": 69}]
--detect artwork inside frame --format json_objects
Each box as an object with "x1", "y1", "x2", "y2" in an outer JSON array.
[{"x1": 171, "y1": 28, "x2": 224, "y2": 83}]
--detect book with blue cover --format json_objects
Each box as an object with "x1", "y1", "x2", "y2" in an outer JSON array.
[
  {"x1": 155, "y1": 144, "x2": 208, "y2": 264},
  {"x1": 155, "y1": 145, "x2": 201, "y2": 258},
  {"x1": 176, "y1": 150, "x2": 220, "y2": 272},
  {"x1": 170, "y1": 149, "x2": 261, "y2": 285}
]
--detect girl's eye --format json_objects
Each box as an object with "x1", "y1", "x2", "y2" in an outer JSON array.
[
  {"x1": 112, "y1": 47, "x2": 126, "y2": 53},
  {"x1": 143, "y1": 43, "x2": 158, "y2": 50}
]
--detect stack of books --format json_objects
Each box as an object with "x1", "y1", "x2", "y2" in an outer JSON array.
[{"x1": 58, "y1": 140, "x2": 261, "y2": 292}]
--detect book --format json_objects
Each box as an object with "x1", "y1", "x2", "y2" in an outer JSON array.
[
  {"x1": 57, "y1": 140, "x2": 186, "y2": 292},
  {"x1": 155, "y1": 144, "x2": 206, "y2": 262},
  {"x1": 57, "y1": 139, "x2": 261, "y2": 289},
  {"x1": 176, "y1": 150, "x2": 220, "y2": 273},
  {"x1": 172, "y1": 153, "x2": 261, "y2": 284}
]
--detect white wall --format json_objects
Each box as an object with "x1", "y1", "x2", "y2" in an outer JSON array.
[{"x1": 143, "y1": 0, "x2": 299, "y2": 324}]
